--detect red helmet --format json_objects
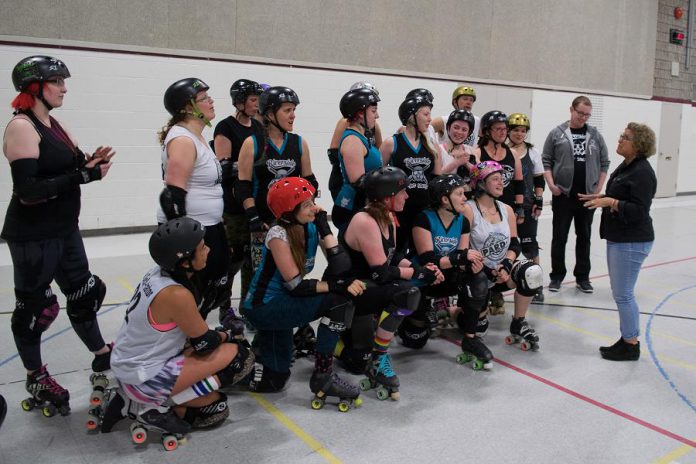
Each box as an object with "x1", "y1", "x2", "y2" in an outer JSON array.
[{"x1": 267, "y1": 177, "x2": 316, "y2": 219}]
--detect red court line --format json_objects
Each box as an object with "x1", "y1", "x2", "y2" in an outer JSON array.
[{"x1": 441, "y1": 335, "x2": 696, "y2": 448}]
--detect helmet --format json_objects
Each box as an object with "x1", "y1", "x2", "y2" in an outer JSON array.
[
  {"x1": 340, "y1": 88, "x2": 380, "y2": 119},
  {"x1": 446, "y1": 110, "x2": 475, "y2": 134},
  {"x1": 507, "y1": 112, "x2": 530, "y2": 130},
  {"x1": 480, "y1": 110, "x2": 508, "y2": 133},
  {"x1": 364, "y1": 166, "x2": 409, "y2": 201},
  {"x1": 267, "y1": 177, "x2": 316, "y2": 219},
  {"x1": 469, "y1": 161, "x2": 504, "y2": 190},
  {"x1": 164, "y1": 78, "x2": 210, "y2": 116},
  {"x1": 259, "y1": 86, "x2": 300, "y2": 116},
  {"x1": 429, "y1": 174, "x2": 466, "y2": 207},
  {"x1": 349, "y1": 81, "x2": 379, "y2": 96},
  {"x1": 12, "y1": 55, "x2": 71, "y2": 92},
  {"x1": 230, "y1": 79, "x2": 263, "y2": 105},
  {"x1": 149, "y1": 217, "x2": 206, "y2": 271},
  {"x1": 398, "y1": 96, "x2": 433, "y2": 126},
  {"x1": 451, "y1": 85, "x2": 476, "y2": 105},
  {"x1": 405, "y1": 88, "x2": 434, "y2": 103},
  {"x1": 260, "y1": 83, "x2": 270, "y2": 91}
]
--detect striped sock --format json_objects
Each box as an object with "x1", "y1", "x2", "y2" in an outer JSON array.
[
  {"x1": 373, "y1": 334, "x2": 391, "y2": 353},
  {"x1": 170, "y1": 376, "x2": 220, "y2": 405}
]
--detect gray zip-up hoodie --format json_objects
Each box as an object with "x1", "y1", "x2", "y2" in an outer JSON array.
[{"x1": 542, "y1": 122, "x2": 610, "y2": 195}]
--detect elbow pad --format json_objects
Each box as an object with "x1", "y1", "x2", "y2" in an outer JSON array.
[
  {"x1": 513, "y1": 179, "x2": 525, "y2": 195},
  {"x1": 418, "y1": 251, "x2": 440, "y2": 266},
  {"x1": 235, "y1": 179, "x2": 254, "y2": 204},
  {"x1": 326, "y1": 245, "x2": 351, "y2": 278},
  {"x1": 190, "y1": 329, "x2": 221, "y2": 354},
  {"x1": 11, "y1": 158, "x2": 77, "y2": 203},
  {"x1": 303, "y1": 174, "x2": 319, "y2": 192},
  {"x1": 370, "y1": 262, "x2": 402, "y2": 284},
  {"x1": 220, "y1": 158, "x2": 238, "y2": 182},
  {"x1": 160, "y1": 185, "x2": 187, "y2": 220},
  {"x1": 533, "y1": 176, "x2": 545, "y2": 189},
  {"x1": 284, "y1": 276, "x2": 319, "y2": 296},
  {"x1": 508, "y1": 237, "x2": 521, "y2": 259},
  {"x1": 327, "y1": 148, "x2": 339, "y2": 166}
]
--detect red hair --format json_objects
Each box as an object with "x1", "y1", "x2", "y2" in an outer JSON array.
[{"x1": 11, "y1": 82, "x2": 41, "y2": 111}]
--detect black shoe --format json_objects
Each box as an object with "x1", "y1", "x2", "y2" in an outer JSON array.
[
  {"x1": 0, "y1": 394, "x2": 6, "y2": 430},
  {"x1": 576, "y1": 281, "x2": 594, "y2": 293},
  {"x1": 599, "y1": 338, "x2": 623, "y2": 354},
  {"x1": 548, "y1": 280, "x2": 561, "y2": 292},
  {"x1": 532, "y1": 291, "x2": 544, "y2": 303},
  {"x1": 601, "y1": 339, "x2": 640, "y2": 361}
]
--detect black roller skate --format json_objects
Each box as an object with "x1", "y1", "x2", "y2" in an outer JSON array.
[
  {"x1": 505, "y1": 317, "x2": 540, "y2": 351},
  {"x1": 456, "y1": 336, "x2": 493, "y2": 370},
  {"x1": 88, "y1": 343, "x2": 113, "y2": 408},
  {"x1": 310, "y1": 370, "x2": 362, "y2": 412},
  {"x1": 488, "y1": 291, "x2": 505, "y2": 315},
  {"x1": 429, "y1": 297, "x2": 449, "y2": 337},
  {"x1": 182, "y1": 392, "x2": 229, "y2": 428},
  {"x1": 131, "y1": 408, "x2": 192, "y2": 451},
  {"x1": 360, "y1": 352, "x2": 400, "y2": 401},
  {"x1": 218, "y1": 307, "x2": 247, "y2": 341},
  {"x1": 293, "y1": 325, "x2": 317, "y2": 360},
  {"x1": 22, "y1": 365, "x2": 70, "y2": 417},
  {"x1": 532, "y1": 288, "x2": 544, "y2": 304}
]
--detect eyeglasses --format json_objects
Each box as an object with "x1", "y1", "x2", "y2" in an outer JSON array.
[
  {"x1": 491, "y1": 126, "x2": 508, "y2": 133},
  {"x1": 195, "y1": 95, "x2": 213, "y2": 104},
  {"x1": 45, "y1": 78, "x2": 66, "y2": 86},
  {"x1": 573, "y1": 108, "x2": 592, "y2": 118},
  {"x1": 619, "y1": 133, "x2": 633, "y2": 141}
]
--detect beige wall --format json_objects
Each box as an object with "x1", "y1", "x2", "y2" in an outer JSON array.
[
  {"x1": 654, "y1": 0, "x2": 696, "y2": 101},
  {"x1": 1, "y1": 0, "x2": 657, "y2": 96}
]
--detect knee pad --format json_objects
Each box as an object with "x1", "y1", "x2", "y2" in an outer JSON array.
[
  {"x1": 199, "y1": 275, "x2": 231, "y2": 319},
  {"x1": 388, "y1": 286, "x2": 421, "y2": 317},
  {"x1": 216, "y1": 342, "x2": 255, "y2": 388},
  {"x1": 319, "y1": 294, "x2": 355, "y2": 332},
  {"x1": 336, "y1": 344, "x2": 371, "y2": 375},
  {"x1": 397, "y1": 318, "x2": 430, "y2": 349},
  {"x1": 64, "y1": 275, "x2": 106, "y2": 323},
  {"x1": 183, "y1": 392, "x2": 229, "y2": 429},
  {"x1": 511, "y1": 260, "x2": 544, "y2": 297},
  {"x1": 248, "y1": 363, "x2": 291, "y2": 393},
  {"x1": 11, "y1": 288, "x2": 60, "y2": 337}
]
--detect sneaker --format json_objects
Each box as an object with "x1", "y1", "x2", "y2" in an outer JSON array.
[
  {"x1": 532, "y1": 291, "x2": 544, "y2": 303},
  {"x1": 548, "y1": 280, "x2": 561, "y2": 292},
  {"x1": 599, "y1": 338, "x2": 623, "y2": 354},
  {"x1": 576, "y1": 281, "x2": 594, "y2": 293},
  {"x1": 600, "y1": 339, "x2": 640, "y2": 361}
]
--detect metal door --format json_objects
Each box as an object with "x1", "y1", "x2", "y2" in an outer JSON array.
[{"x1": 656, "y1": 103, "x2": 681, "y2": 198}]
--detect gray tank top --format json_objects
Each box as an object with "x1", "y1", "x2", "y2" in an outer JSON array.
[
  {"x1": 110, "y1": 266, "x2": 188, "y2": 384},
  {"x1": 467, "y1": 199, "x2": 511, "y2": 270}
]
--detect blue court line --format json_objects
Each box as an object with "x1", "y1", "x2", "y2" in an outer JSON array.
[
  {"x1": 0, "y1": 302, "x2": 127, "y2": 369},
  {"x1": 646, "y1": 284, "x2": 696, "y2": 415}
]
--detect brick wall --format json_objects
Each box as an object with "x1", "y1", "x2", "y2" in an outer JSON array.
[{"x1": 654, "y1": 0, "x2": 696, "y2": 101}]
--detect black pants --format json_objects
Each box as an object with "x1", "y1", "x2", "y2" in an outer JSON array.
[
  {"x1": 550, "y1": 193, "x2": 594, "y2": 282},
  {"x1": 196, "y1": 222, "x2": 231, "y2": 319},
  {"x1": 517, "y1": 206, "x2": 539, "y2": 259}
]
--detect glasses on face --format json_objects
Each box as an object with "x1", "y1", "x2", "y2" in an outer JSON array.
[
  {"x1": 491, "y1": 126, "x2": 508, "y2": 133},
  {"x1": 574, "y1": 108, "x2": 592, "y2": 118},
  {"x1": 45, "y1": 78, "x2": 66, "y2": 86},
  {"x1": 195, "y1": 95, "x2": 213, "y2": 104},
  {"x1": 619, "y1": 133, "x2": 633, "y2": 141}
]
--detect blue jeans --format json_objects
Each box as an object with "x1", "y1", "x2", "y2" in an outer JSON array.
[{"x1": 606, "y1": 241, "x2": 653, "y2": 340}]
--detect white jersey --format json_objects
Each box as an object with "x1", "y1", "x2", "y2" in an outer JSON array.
[
  {"x1": 156, "y1": 125, "x2": 223, "y2": 226},
  {"x1": 467, "y1": 199, "x2": 511, "y2": 271},
  {"x1": 110, "y1": 266, "x2": 188, "y2": 384},
  {"x1": 436, "y1": 113, "x2": 480, "y2": 147}
]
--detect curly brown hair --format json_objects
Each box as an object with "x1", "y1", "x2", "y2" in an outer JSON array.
[{"x1": 626, "y1": 122, "x2": 656, "y2": 158}]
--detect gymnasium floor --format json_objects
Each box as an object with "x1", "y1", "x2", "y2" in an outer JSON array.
[{"x1": 0, "y1": 197, "x2": 695, "y2": 464}]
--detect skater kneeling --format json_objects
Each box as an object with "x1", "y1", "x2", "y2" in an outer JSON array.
[{"x1": 109, "y1": 217, "x2": 254, "y2": 433}]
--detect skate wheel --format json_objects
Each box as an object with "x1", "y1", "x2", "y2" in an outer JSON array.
[
  {"x1": 375, "y1": 387, "x2": 389, "y2": 401},
  {"x1": 520, "y1": 341, "x2": 530, "y2": 351},
  {"x1": 131, "y1": 425, "x2": 148, "y2": 444},
  {"x1": 337, "y1": 402, "x2": 350, "y2": 413},
  {"x1": 86, "y1": 417, "x2": 99, "y2": 430},
  {"x1": 90, "y1": 390, "x2": 105, "y2": 406},
  {"x1": 21, "y1": 398, "x2": 35, "y2": 411},
  {"x1": 389, "y1": 391, "x2": 400, "y2": 401},
  {"x1": 354, "y1": 397, "x2": 363, "y2": 407},
  {"x1": 311, "y1": 399, "x2": 324, "y2": 410},
  {"x1": 504, "y1": 335, "x2": 515, "y2": 345},
  {"x1": 162, "y1": 434, "x2": 178, "y2": 451},
  {"x1": 359, "y1": 378, "x2": 372, "y2": 391},
  {"x1": 472, "y1": 359, "x2": 484, "y2": 371},
  {"x1": 42, "y1": 405, "x2": 56, "y2": 417},
  {"x1": 456, "y1": 353, "x2": 472, "y2": 365}
]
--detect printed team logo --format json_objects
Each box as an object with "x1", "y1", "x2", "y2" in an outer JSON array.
[
  {"x1": 404, "y1": 157, "x2": 431, "y2": 190},
  {"x1": 266, "y1": 159, "x2": 296, "y2": 187},
  {"x1": 305, "y1": 256, "x2": 315, "y2": 273},
  {"x1": 434, "y1": 236, "x2": 459, "y2": 256},
  {"x1": 481, "y1": 232, "x2": 508, "y2": 262},
  {"x1": 501, "y1": 164, "x2": 514, "y2": 187}
]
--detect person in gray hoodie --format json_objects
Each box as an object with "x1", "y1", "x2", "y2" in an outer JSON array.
[{"x1": 542, "y1": 96, "x2": 609, "y2": 293}]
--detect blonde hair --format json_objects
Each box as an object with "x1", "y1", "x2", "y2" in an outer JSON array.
[{"x1": 626, "y1": 122, "x2": 656, "y2": 158}]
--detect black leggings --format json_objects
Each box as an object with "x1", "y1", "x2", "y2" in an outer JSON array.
[{"x1": 196, "y1": 222, "x2": 232, "y2": 319}]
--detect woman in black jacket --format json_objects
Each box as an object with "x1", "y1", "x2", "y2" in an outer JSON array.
[{"x1": 581, "y1": 122, "x2": 657, "y2": 361}]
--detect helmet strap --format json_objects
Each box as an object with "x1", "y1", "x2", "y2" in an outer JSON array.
[
  {"x1": 37, "y1": 85, "x2": 54, "y2": 111},
  {"x1": 190, "y1": 100, "x2": 212, "y2": 128},
  {"x1": 268, "y1": 110, "x2": 287, "y2": 134},
  {"x1": 361, "y1": 111, "x2": 373, "y2": 148}
]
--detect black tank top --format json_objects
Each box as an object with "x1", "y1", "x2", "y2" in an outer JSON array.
[
  {"x1": 389, "y1": 132, "x2": 436, "y2": 210},
  {"x1": 480, "y1": 145, "x2": 516, "y2": 207},
  {"x1": 252, "y1": 132, "x2": 303, "y2": 222},
  {"x1": 213, "y1": 116, "x2": 263, "y2": 214},
  {"x1": 2, "y1": 111, "x2": 83, "y2": 241},
  {"x1": 520, "y1": 148, "x2": 535, "y2": 207},
  {"x1": 341, "y1": 215, "x2": 396, "y2": 280}
]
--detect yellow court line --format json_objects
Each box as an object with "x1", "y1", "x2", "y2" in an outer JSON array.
[
  {"x1": 117, "y1": 277, "x2": 135, "y2": 293},
  {"x1": 248, "y1": 392, "x2": 342, "y2": 464},
  {"x1": 654, "y1": 440, "x2": 696, "y2": 463},
  {"x1": 528, "y1": 310, "x2": 696, "y2": 372}
]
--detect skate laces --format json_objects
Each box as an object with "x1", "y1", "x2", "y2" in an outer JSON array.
[
  {"x1": 331, "y1": 372, "x2": 355, "y2": 390},
  {"x1": 33, "y1": 366, "x2": 66, "y2": 394},
  {"x1": 376, "y1": 353, "x2": 396, "y2": 378}
]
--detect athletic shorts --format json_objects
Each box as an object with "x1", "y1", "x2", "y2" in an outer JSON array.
[{"x1": 120, "y1": 355, "x2": 185, "y2": 406}]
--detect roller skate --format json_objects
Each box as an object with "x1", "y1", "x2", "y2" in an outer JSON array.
[
  {"x1": 456, "y1": 336, "x2": 493, "y2": 370},
  {"x1": 505, "y1": 317, "x2": 540, "y2": 351},
  {"x1": 310, "y1": 370, "x2": 362, "y2": 412},
  {"x1": 293, "y1": 324, "x2": 317, "y2": 359},
  {"x1": 488, "y1": 291, "x2": 505, "y2": 315},
  {"x1": 218, "y1": 307, "x2": 247, "y2": 341},
  {"x1": 360, "y1": 352, "x2": 400, "y2": 401},
  {"x1": 131, "y1": 408, "x2": 191, "y2": 451},
  {"x1": 182, "y1": 392, "x2": 230, "y2": 428},
  {"x1": 88, "y1": 343, "x2": 113, "y2": 408},
  {"x1": 22, "y1": 365, "x2": 70, "y2": 417},
  {"x1": 87, "y1": 386, "x2": 126, "y2": 432},
  {"x1": 429, "y1": 297, "x2": 449, "y2": 337},
  {"x1": 532, "y1": 288, "x2": 544, "y2": 304}
]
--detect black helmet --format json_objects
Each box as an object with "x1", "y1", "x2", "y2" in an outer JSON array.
[
  {"x1": 446, "y1": 110, "x2": 475, "y2": 134},
  {"x1": 398, "y1": 96, "x2": 433, "y2": 126},
  {"x1": 480, "y1": 110, "x2": 508, "y2": 133},
  {"x1": 405, "y1": 88, "x2": 434, "y2": 103},
  {"x1": 164, "y1": 78, "x2": 210, "y2": 116},
  {"x1": 429, "y1": 174, "x2": 466, "y2": 207},
  {"x1": 259, "y1": 86, "x2": 300, "y2": 116},
  {"x1": 339, "y1": 88, "x2": 380, "y2": 119},
  {"x1": 230, "y1": 79, "x2": 263, "y2": 105},
  {"x1": 364, "y1": 166, "x2": 409, "y2": 201},
  {"x1": 149, "y1": 217, "x2": 206, "y2": 271},
  {"x1": 12, "y1": 55, "x2": 71, "y2": 92}
]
